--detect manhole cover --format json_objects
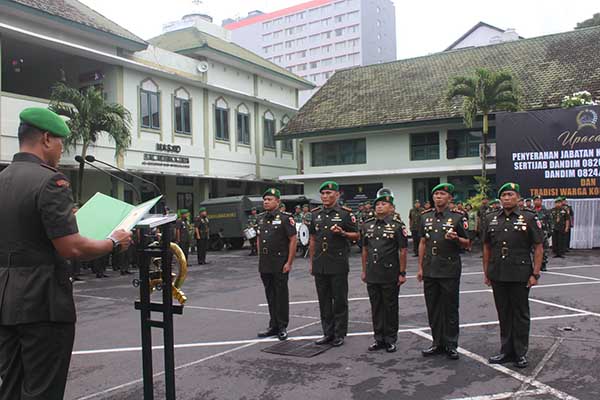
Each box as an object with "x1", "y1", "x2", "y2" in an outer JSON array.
[{"x1": 261, "y1": 340, "x2": 333, "y2": 357}]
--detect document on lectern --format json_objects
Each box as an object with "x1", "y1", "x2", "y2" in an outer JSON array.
[{"x1": 76, "y1": 193, "x2": 162, "y2": 240}]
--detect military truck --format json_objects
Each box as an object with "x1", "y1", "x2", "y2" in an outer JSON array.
[{"x1": 199, "y1": 194, "x2": 320, "y2": 251}]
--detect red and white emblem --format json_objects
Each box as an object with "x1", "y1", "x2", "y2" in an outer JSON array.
[{"x1": 289, "y1": 217, "x2": 295, "y2": 226}]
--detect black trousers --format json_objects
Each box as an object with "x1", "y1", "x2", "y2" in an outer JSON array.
[
  {"x1": 179, "y1": 241, "x2": 190, "y2": 263},
  {"x1": 552, "y1": 230, "x2": 567, "y2": 256},
  {"x1": 0, "y1": 322, "x2": 75, "y2": 400},
  {"x1": 314, "y1": 273, "x2": 348, "y2": 338},
  {"x1": 411, "y1": 230, "x2": 420, "y2": 255},
  {"x1": 197, "y1": 239, "x2": 208, "y2": 264},
  {"x1": 423, "y1": 277, "x2": 460, "y2": 349},
  {"x1": 491, "y1": 280, "x2": 530, "y2": 357},
  {"x1": 367, "y1": 282, "x2": 399, "y2": 344},
  {"x1": 260, "y1": 272, "x2": 289, "y2": 330},
  {"x1": 249, "y1": 238, "x2": 257, "y2": 255}
]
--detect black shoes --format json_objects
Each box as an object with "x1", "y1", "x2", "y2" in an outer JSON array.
[
  {"x1": 368, "y1": 342, "x2": 385, "y2": 351},
  {"x1": 421, "y1": 345, "x2": 445, "y2": 357},
  {"x1": 278, "y1": 329, "x2": 288, "y2": 341},
  {"x1": 315, "y1": 336, "x2": 334, "y2": 345},
  {"x1": 257, "y1": 328, "x2": 278, "y2": 338},
  {"x1": 446, "y1": 348, "x2": 459, "y2": 360},
  {"x1": 488, "y1": 353, "x2": 515, "y2": 364},
  {"x1": 386, "y1": 343, "x2": 397, "y2": 353},
  {"x1": 514, "y1": 356, "x2": 528, "y2": 368},
  {"x1": 331, "y1": 337, "x2": 344, "y2": 347}
]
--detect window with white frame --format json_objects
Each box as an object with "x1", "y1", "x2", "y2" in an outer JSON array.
[
  {"x1": 322, "y1": 44, "x2": 332, "y2": 54},
  {"x1": 349, "y1": 38, "x2": 359, "y2": 48},
  {"x1": 296, "y1": 37, "x2": 307, "y2": 47},
  {"x1": 273, "y1": 30, "x2": 282, "y2": 39},
  {"x1": 334, "y1": 14, "x2": 344, "y2": 23},
  {"x1": 140, "y1": 79, "x2": 160, "y2": 130},
  {"x1": 273, "y1": 43, "x2": 283, "y2": 52},
  {"x1": 321, "y1": 58, "x2": 333, "y2": 67},
  {"x1": 215, "y1": 98, "x2": 229, "y2": 141},
  {"x1": 347, "y1": 24, "x2": 359, "y2": 34},
  {"x1": 335, "y1": 41, "x2": 346, "y2": 51},
  {"x1": 335, "y1": 28, "x2": 344, "y2": 36},
  {"x1": 310, "y1": 61, "x2": 319, "y2": 69},
  {"x1": 297, "y1": 63, "x2": 307, "y2": 71},
  {"x1": 285, "y1": 40, "x2": 293, "y2": 48},
  {"x1": 236, "y1": 104, "x2": 250, "y2": 145},
  {"x1": 174, "y1": 88, "x2": 191, "y2": 135},
  {"x1": 322, "y1": 31, "x2": 332, "y2": 40},
  {"x1": 322, "y1": 17, "x2": 332, "y2": 27},
  {"x1": 281, "y1": 116, "x2": 293, "y2": 152},
  {"x1": 335, "y1": 55, "x2": 347, "y2": 64},
  {"x1": 298, "y1": 50, "x2": 307, "y2": 59},
  {"x1": 347, "y1": 11, "x2": 359, "y2": 20},
  {"x1": 286, "y1": 53, "x2": 293, "y2": 61},
  {"x1": 309, "y1": 47, "x2": 320, "y2": 57},
  {"x1": 309, "y1": 34, "x2": 320, "y2": 44},
  {"x1": 348, "y1": 52, "x2": 360, "y2": 65},
  {"x1": 263, "y1": 111, "x2": 276, "y2": 149}
]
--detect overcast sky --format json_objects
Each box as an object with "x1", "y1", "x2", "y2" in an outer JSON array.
[{"x1": 81, "y1": 0, "x2": 598, "y2": 59}]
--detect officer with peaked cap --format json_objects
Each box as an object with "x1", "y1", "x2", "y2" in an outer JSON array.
[
  {"x1": 310, "y1": 181, "x2": 359, "y2": 347},
  {"x1": 483, "y1": 183, "x2": 543, "y2": 368},
  {"x1": 256, "y1": 188, "x2": 297, "y2": 340},
  {"x1": 0, "y1": 108, "x2": 132, "y2": 399},
  {"x1": 417, "y1": 183, "x2": 470, "y2": 360}
]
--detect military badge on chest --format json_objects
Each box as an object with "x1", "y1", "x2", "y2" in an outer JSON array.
[
  {"x1": 424, "y1": 218, "x2": 433, "y2": 238},
  {"x1": 514, "y1": 215, "x2": 527, "y2": 231}
]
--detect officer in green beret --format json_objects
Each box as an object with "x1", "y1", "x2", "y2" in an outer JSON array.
[
  {"x1": 256, "y1": 188, "x2": 297, "y2": 340},
  {"x1": 524, "y1": 198, "x2": 533, "y2": 211},
  {"x1": 246, "y1": 207, "x2": 259, "y2": 256},
  {"x1": 294, "y1": 204, "x2": 304, "y2": 224},
  {"x1": 301, "y1": 204, "x2": 312, "y2": 226},
  {"x1": 562, "y1": 197, "x2": 574, "y2": 252},
  {"x1": 483, "y1": 183, "x2": 544, "y2": 368},
  {"x1": 310, "y1": 181, "x2": 359, "y2": 347},
  {"x1": 175, "y1": 209, "x2": 192, "y2": 262},
  {"x1": 551, "y1": 198, "x2": 569, "y2": 258},
  {"x1": 532, "y1": 195, "x2": 552, "y2": 271},
  {"x1": 279, "y1": 202, "x2": 286, "y2": 213},
  {"x1": 0, "y1": 107, "x2": 132, "y2": 399},
  {"x1": 194, "y1": 207, "x2": 210, "y2": 264},
  {"x1": 361, "y1": 192, "x2": 408, "y2": 353},
  {"x1": 417, "y1": 183, "x2": 470, "y2": 360},
  {"x1": 409, "y1": 199, "x2": 423, "y2": 257},
  {"x1": 361, "y1": 200, "x2": 375, "y2": 224}
]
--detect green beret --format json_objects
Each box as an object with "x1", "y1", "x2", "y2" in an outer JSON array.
[
  {"x1": 364, "y1": 200, "x2": 372, "y2": 205},
  {"x1": 490, "y1": 199, "x2": 500, "y2": 205},
  {"x1": 456, "y1": 201, "x2": 463, "y2": 205},
  {"x1": 302, "y1": 204, "x2": 309, "y2": 208},
  {"x1": 559, "y1": 196, "x2": 567, "y2": 201},
  {"x1": 554, "y1": 197, "x2": 562, "y2": 203},
  {"x1": 263, "y1": 187, "x2": 281, "y2": 198},
  {"x1": 19, "y1": 107, "x2": 70, "y2": 138},
  {"x1": 198, "y1": 207, "x2": 206, "y2": 212},
  {"x1": 251, "y1": 207, "x2": 257, "y2": 211},
  {"x1": 279, "y1": 202, "x2": 286, "y2": 208},
  {"x1": 295, "y1": 205, "x2": 301, "y2": 209},
  {"x1": 375, "y1": 194, "x2": 394, "y2": 205},
  {"x1": 319, "y1": 180, "x2": 339, "y2": 192},
  {"x1": 533, "y1": 195, "x2": 542, "y2": 200},
  {"x1": 498, "y1": 182, "x2": 520, "y2": 197},
  {"x1": 431, "y1": 183, "x2": 455, "y2": 195},
  {"x1": 525, "y1": 198, "x2": 532, "y2": 202}
]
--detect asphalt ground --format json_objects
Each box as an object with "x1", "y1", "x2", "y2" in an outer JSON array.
[{"x1": 64, "y1": 246, "x2": 600, "y2": 400}]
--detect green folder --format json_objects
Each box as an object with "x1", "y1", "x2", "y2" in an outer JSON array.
[{"x1": 76, "y1": 193, "x2": 162, "y2": 240}]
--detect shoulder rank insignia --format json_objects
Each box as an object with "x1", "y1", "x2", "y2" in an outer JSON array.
[
  {"x1": 40, "y1": 163, "x2": 58, "y2": 172},
  {"x1": 55, "y1": 179, "x2": 70, "y2": 188},
  {"x1": 342, "y1": 206, "x2": 353, "y2": 212},
  {"x1": 311, "y1": 206, "x2": 322, "y2": 212}
]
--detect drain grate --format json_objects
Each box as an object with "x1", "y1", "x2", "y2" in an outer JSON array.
[{"x1": 261, "y1": 340, "x2": 333, "y2": 357}]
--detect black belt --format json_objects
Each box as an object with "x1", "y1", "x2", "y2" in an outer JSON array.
[{"x1": 0, "y1": 252, "x2": 54, "y2": 268}]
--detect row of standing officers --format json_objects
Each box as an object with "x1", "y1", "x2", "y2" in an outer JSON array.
[{"x1": 255, "y1": 180, "x2": 543, "y2": 369}]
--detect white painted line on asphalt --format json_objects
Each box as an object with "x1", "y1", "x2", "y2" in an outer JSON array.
[
  {"x1": 72, "y1": 312, "x2": 586, "y2": 356},
  {"x1": 447, "y1": 388, "x2": 548, "y2": 400},
  {"x1": 529, "y1": 297, "x2": 600, "y2": 318},
  {"x1": 514, "y1": 338, "x2": 563, "y2": 396},
  {"x1": 543, "y1": 271, "x2": 600, "y2": 281},
  {"x1": 410, "y1": 330, "x2": 580, "y2": 400},
  {"x1": 73, "y1": 294, "x2": 128, "y2": 302},
  {"x1": 276, "y1": 280, "x2": 600, "y2": 307},
  {"x1": 76, "y1": 320, "x2": 319, "y2": 400}
]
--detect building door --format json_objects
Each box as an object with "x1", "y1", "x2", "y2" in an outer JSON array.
[{"x1": 413, "y1": 177, "x2": 440, "y2": 204}]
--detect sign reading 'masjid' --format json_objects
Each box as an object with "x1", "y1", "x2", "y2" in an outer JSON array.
[{"x1": 496, "y1": 106, "x2": 600, "y2": 198}]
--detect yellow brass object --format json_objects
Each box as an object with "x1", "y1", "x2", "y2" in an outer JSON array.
[{"x1": 149, "y1": 242, "x2": 188, "y2": 305}]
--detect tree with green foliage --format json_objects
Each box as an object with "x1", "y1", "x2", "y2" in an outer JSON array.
[
  {"x1": 447, "y1": 68, "x2": 520, "y2": 184},
  {"x1": 50, "y1": 82, "x2": 132, "y2": 203},
  {"x1": 575, "y1": 13, "x2": 600, "y2": 29}
]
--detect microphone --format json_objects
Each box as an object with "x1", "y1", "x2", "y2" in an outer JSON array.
[
  {"x1": 75, "y1": 156, "x2": 141, "y2": 204},
  {"x1": 85, "y1": 155, "x2": 162, "y2": 196}
]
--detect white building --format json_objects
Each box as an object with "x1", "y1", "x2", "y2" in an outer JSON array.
[
  {"x1": 445, "y1": 21, "x2": 521, "y2": 51},
  {"x1": 222, "y1": 0, "x2": 396, "y2": 105},
  {"x1": 0, "y1": 0, "x2": 314, "y2": 213}
]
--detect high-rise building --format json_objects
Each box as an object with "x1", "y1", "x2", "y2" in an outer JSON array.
[{"x1": 223, "y1": 0, "x2": 396, "y2": 105}]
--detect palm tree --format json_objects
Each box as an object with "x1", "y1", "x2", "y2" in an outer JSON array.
[
  {"x1": 447, "y1": 68, "x2": 520, "y2": 183},
  {"x1": 49, "y1": 82, "x2": 132, "y2": 203}
]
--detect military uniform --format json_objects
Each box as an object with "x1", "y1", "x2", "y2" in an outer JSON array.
[
  {"x1": 0, "y1": 108, "x2": 77, "y2": 400},
  {"x1": 257, "y1": 191, "x2": 297, "y2": 338},
  {"x1": 294, "y1": 210, "x2": 304, "y2": 224},
  {"x1": 564, "y1": 202, "x2": 573, "y2": 250},
  {"x1": 175, "y1": 216, "x2": 191, "y2": 261},
  {"x1": 246, "y1": 212, "x2": 258, "y2": 256},
  {"x1": 484, "y1": 200, "x2": 543, "y2": 363},
  {"x1": 310, "y1": 204, "x2": 358, "y2": 341},
  {"x1": 551, "y1": 204, "x2": 569, "y2": 257},
  {"x1": 533, "y1": 199, "x2": 552, "y2": 270},
  {"x1": 419, "y1": 206, "x2": 468, "y2": 353},
  {"x1": 409, "y1": 205, "x2": 423, "y2": 256},
  {"x1": 362, "y1": 213, "x2": 408, "y2": 347},
  {"x1": 195, "y1": 212, "x2": 210, "y2": 264}
]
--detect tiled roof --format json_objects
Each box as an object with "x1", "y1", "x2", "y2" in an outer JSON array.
[
  {"x1": 279, "y1": 26, "x2": 600, "y2": 138},
  {"x1": 9, "y1": 0, "x2": 146, "y2": 46},
  {"x1": 148, "y1": 27, "x2": 313, "y2": 87}
]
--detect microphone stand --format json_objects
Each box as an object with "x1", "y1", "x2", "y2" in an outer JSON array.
[{"x1": 75, "y1": 156, "x2": 141, "y2": 204}]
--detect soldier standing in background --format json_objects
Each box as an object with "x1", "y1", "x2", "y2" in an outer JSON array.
[
  {"x1": 417, "y1": 183, "x2": 470, "y2": 360},
  {"x1": 175, "y1": 209, "x2": 191, "y2": 262},
  {"x1": 195, "y1": 207, "x2": 210, "y2": 265},
  {"x1": 533, "y1": 195, "x2": 552, "y2": 271},
  {"x1": 562, "y1": 197, "x2": 573, "y2": 251},
  {"x1": 551, "y1": 198, "x2": 569, "y2": 258},
  {"x1": 483, "y1": 182, "x2": 543, "y2": 369},
  {"x1": 301, "y1": 204, "x2": 312, "y2": 226},
  {"x1": 256, "y1": 188, "x2": 297, "y2": 341},
  {"x1": 246, "y1": 207, "x2": 259, "y2": 256},
  {"x1": 294, "y1": 205, "x2": 303, "y2": 224},
  {"x1": 362, "y1": 201, "x2": 375, "y2": 222},
  {"x1": 409, "y1": 200, "x2": 423, "y2": 257},
  {"x1": 310, "y1": 181, "x2": 359, "y2": 347},
  {"x1": 279, "y1": 202, "x2": 286, "y2": 213},
  {"x1": 361, "y1": 190, "x2": 408, "y2": 353}
]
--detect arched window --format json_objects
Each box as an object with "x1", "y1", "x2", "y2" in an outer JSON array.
[
  {"x1": 236, "y1": 103, "x2": 250, "y2": 145},
  {"x1": 174, "y1": 87, "x2": 191, "y2": 134},
  {"x1": 281, "y1": 115, "x2": 293, "y2": 153},
  {"x1": 140, "y1": 78, "x2": 160, "y2": 130},
  {"x1": 215, "y1": 97, "x2": 229, "y2": 140},
  {"x1": 263, "y1": 110, "x2": 276, "y2": 149}
]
